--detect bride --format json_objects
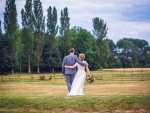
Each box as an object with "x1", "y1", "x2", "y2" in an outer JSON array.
[{"x1": 65, "y1": 53, "x2": 91, "y2": 96}]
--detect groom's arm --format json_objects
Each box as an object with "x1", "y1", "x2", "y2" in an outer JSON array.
[
  {"x1": 62, "y1": 57, "x2": 66, "y2": 74},
  {"x1": 75, "y1": 55, "x2": 87, "y2": 67},
  {"x1": 65, "y1": 64, "x2": 77, "y2": 68}
]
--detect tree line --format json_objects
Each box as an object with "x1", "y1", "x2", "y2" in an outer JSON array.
[{"x1": 0, "y1": 0, "x2": 150, "y2": 74}]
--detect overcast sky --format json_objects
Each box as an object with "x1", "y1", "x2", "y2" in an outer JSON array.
[{"x1": 0, "y1": 0, "x2": 150, "y2": 44}]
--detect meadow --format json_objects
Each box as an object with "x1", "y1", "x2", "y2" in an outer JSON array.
[{"x1": 0, "y1": 68, "x2": 150, "y2": 113}]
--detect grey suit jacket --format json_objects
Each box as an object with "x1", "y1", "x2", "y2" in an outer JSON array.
[{"x1": 62, "y1": 54, "x2": 87, "y2": 75}]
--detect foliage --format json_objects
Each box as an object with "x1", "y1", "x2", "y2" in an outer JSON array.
[
  {"x1": 41, "y1": 6, "x2": 61, "y2": 72},
  {"x1": 0, "y1": 28, "x2": 12, "y2": 73},
  {"x1": 59, "y1": 7, "x2": 71, "y2": 57},
  {"x1": 116, "y1": 38, "x2": 148, "y2": 68},
  {"x1": 59, "y1": 7, "x2": 70, "y2": 36},
  {"x1": 70, "y1": 27, "x2": 100, "y2": 69},
  {"x1": 46, "y1": 6, "x2": 58, "y2": 38},
  {"x1": 92, "y1": 17, "x2": 110, "y2": 68},
  {"x1": 21, "y1": 0, "x2": 34, "y2": 73},
  {"x1": 32, "y1": 0, "x2": 45, "y2": 73},
  {"x1": 1, "y1": 0, "x2": 150, "y2": 73},
  {"x1": 3, "y1": 0, "x2": 18, "y2": 73},
  {"x1": 0, "y1": 38, "x2": 16, "y2": 73}
]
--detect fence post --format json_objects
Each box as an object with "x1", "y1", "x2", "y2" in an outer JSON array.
[
  {"x1": 19, "y1": 73, "x2": 21, "y2": 82},
  {"x1": 8, "y1": 75, "x2": 12, "y2": 82},
  {"x1": 142, "y1": 68, "x2": 143, "y2": 80},
  {"x1": 2, "y1": 74, "x2": 3, "y2": 82}
]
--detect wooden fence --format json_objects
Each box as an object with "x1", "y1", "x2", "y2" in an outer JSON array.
[
  {"x1": 92, "y1": 68, "x2": 150, "y2": 81},
  {"x1": 0, "y1": 68, "x2": 150, "y2": 82},
  {"x1": 0, "y1": 73, "x2": 57, "y2": 82}
]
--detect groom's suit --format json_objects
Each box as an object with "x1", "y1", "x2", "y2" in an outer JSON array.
[{"x1": 62, "y1": 53, "x2": 87, "y2": 92}]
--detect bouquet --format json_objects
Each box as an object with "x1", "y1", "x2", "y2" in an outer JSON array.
[{"x1": 86, "y1": 75, "x2": 95, "y2": 83}]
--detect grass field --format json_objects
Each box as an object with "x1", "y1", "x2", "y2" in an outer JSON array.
[{"x1": 0, "y1": 68, "x2": 150, "y2": 113}]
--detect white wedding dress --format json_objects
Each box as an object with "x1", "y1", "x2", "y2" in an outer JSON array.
[{"x1": 67, "y1": 61, "x2": 87, "y2": 96}]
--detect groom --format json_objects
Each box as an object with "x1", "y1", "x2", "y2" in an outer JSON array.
[{"x1": 62, "y1": 48, "x2": 87, "y2": 92}]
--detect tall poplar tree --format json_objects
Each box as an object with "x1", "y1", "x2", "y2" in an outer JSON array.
[
  {"x1": 3, "y1": 0, "x2": 18, "y2": 73},
  {"x1": 47, "y1": 6, "x2": 58, "y2": 40},
  {"x1": 0, "y1": 20, "x2": 3, "y2": 72},
  {"x1": 33, "y1": 0, "x2": 45, "y2": 73},
  {"x1": 0, "y1": 20, "x2": 12, "y2": 73},
  {"x1": 42, "y1": 6, "x2": 61, "y2": 72},
  {"x1": 21, "y1": 0, "x2": 34, "y2": 73},
  {"x1": 59, "y1": 7, "x2": 70, "y2": 57},
  {"x1": 92, "y1": 17, "x2": 110, "y2": 68},
  {"x1": 0, "y1": 20, "x2": 2, "y2": 38}
]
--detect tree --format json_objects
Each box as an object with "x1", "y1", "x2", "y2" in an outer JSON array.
[
  {"x1": 0, "y1": 20, "x2": 2, "y2": 38},
  {"x1": 14, "y1": 29, "x2": 23, "y2": 73},
  {"x1": 41, "y1": 6, "x2": 61, "y2": 72},
  {"x1": 21, "y1": 0, "x2": 34, "y2": 73},
  {"x1": 0, "y1": 20, "x2": 4, "y2": 73},
  {"x1": 107, "y1": 39, "x2": 121, "y2": 68},
  {"x1": 59, "y1": 7, "x2": 70, "y2": 58},
  {"x1": 0, "y1": 19, "x2": 15, "y2": 74},
  {"x1": 32, "y1": 0, "x2": 45, "y2": 73},
  {"x1": 3, "y1": 0, "x2": 18, "y2": 74},
  {"x1": 116, "y1": 38, "x2": 142, "y2": 68},
  {"x1": 46, "y1": 6, "x2": 58, "y2": 40},
  {"x1": 131, "y1": 39, "x2": 148, "y2": 67},
  {"x1": 92, "y1": 17, "x2": 110, "y2": 68},
  {"x1": 143, "y1": 50, "x2": 150, "y2": 67},
  {"x1": 70, "y1": 27, "x2": 99, "y2": 69}
]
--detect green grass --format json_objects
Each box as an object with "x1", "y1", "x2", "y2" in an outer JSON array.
[{"x1": 0, "y1": 94, "x2": 150, "y2": 113}]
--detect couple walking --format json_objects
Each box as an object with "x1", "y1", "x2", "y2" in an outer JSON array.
[{"x1": 62, "y1": 48, "x2": 91, "y2": 96}]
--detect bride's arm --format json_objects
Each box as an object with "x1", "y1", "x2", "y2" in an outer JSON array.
[{"x1": 86, "y1": 64, "x2": 91, "y2": 75}]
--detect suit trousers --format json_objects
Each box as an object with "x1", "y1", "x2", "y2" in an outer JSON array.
[{"x1": 65, "y1": 74, "x2": 74, "y2": 92}]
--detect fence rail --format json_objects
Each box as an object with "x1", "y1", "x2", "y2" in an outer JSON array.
[
  {"x1": 91, "y1": 68, "x2": 150, "y2": 81},
  {"x1": 0, "y1": 68, "x2": 150, "y2": 82}
]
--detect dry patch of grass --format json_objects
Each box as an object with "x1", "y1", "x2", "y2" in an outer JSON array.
[
  {"x1": 85, "y1": 83, "x2": 150, "y2": 95},
  {"x1": 0, "y1": 83, "x2": 67, "y2": 95},
  {"x1": 0, "y1": 81, "x2": 150, "y2": 95}
]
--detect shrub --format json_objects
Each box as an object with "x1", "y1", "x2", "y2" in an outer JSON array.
[{"x1": 40, "y1": 75, "x2": 45, "y2": 80}]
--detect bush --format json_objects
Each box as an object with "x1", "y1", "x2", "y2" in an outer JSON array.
[
  {"x1": 40, "y1": 75, "x2": 45, "y2": 80},
  {"x1": 143, "y1": 64, "x2": 150, "y2": 68},
  {"x1": 49, "y1": 76, "x2": 52, "y2": 80}
]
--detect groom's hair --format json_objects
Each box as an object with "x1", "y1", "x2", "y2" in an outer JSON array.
[{"x1": 69, "y1": 48, "x2": 75, "y2": 53}]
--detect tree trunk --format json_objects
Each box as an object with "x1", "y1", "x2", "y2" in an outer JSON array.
[
  {"x1": 52, "y1": 68, "x2": 54, "y2": 73},
  {"x1": 130, "y1": 59, "x2": 134, "y2": 68},
  {"x1": 37, "y1": 66, "x2": 40, "y2": 73},
  {"x1": 28, "y1": 55, "x2": 31, "y2": 74},
  {"x1": 11, "y1": 69, "x2": 14, "y2": 74},
  {"x1": 37, "y1": 60, "x2": 40, "y2": 73},
  {"x1": 20, "y1": 54, "x2": 21, "y2": 73}
]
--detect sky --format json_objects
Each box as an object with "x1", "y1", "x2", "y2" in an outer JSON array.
[{"x1": 0, "y1": 0, "x2": 150, "y2": 44}]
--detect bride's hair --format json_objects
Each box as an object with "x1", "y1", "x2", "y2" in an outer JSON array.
[{"x1": 79, "y1": 53, "x2": 85, "y2": 61}]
